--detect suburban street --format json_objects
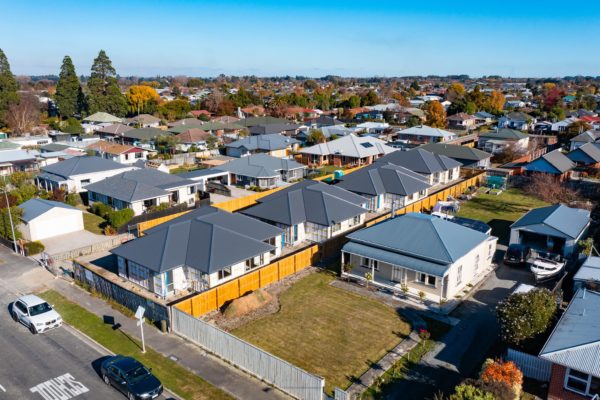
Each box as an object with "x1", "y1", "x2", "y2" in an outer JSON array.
[{"x1": 0, "y1": 248, "x2": 166, "y2": 400}]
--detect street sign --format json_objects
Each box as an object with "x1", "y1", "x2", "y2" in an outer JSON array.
[{"x1": 135, "y1": 306, "x2": 145, "y2": 320}]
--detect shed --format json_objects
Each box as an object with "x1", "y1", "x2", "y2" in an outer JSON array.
[{"x1": 18, "y1": 199, "x2": 84, "y2": 241}]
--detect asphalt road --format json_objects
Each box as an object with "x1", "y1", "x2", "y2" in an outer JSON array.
[{"x1": 0, "y1": 248, "x2": 169, "y2": 400}]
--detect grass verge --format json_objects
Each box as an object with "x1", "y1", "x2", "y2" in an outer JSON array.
[
  {"x1": 233, "y1": 271, "x2": 411, "y2": 394},
  {"x1": 360, "y1": 317, "x2": 452, "y2": 399},
  {"x1": 82, "y1": 212, "x2": 106, "y2": 235},
  {"x1": 40, "y1": 290, "x2": 233, "y2": 400}
]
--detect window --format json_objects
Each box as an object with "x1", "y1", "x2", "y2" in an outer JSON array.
[
  {"x1": 427, "y1": 275, "x2": 436, "y2": 286},
  {"x1": 564, "y1": 368, "x2": 600, "y2": 396},
  {"x1": 188, "y1": 186, "x2": 196, "y2": 195},
  {"x1": 218, "y1": 267, "x2": 232, "y2": 280},
  {"x1": 488, "y1": 242, "x2": 494, "y2": 259},
  {"x1": 80, "y1": 179, "x2": 91, "y2": 186},
  {"x1": 419, "y1": 190, "x2": 427, "y2": 197},
  {"x1": 332, "y1": 222, "x2": 342, "y2": 233},
  {"x1": 475, "y1": 255, "x2": 480, "y2": 271},
  {"x1": 360, "y1": 257, "x2": 379, "y2": 270},
  {"x1": 417, "y1": 273, "x2": 436, "y2": 287},
  {"x1": 350, "y1": 215, "x2": 361, "y2": 227},
  {"x1": 456, "y1": 265, "x2": 462, "y2": 285}
]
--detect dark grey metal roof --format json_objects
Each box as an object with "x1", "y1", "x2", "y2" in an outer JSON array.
[
  {"x1": 524, "y1": 150, "x2": 575, "y2": 174},
  {"x1": 511, "y1": 204, "x2": 590, "y2": 240},
  {"x1": 236, "y1": 116, "x2": 289, "y2": 128},
  {"x1": 111, "y1": 206, "x2": 282, "y2": 274},
  {"x1": 570, "y1": 130, "x2": 600, "y2": 144},
  {"x1": 336, "y1": 163, "x2": 431, "y2": 196},
  {"x1": 40, "y1": 156, "x2": 130, "y2": 178},
  {"x1": 248, "y1": 123, "x2": 303, "y2": 135},
  {"x1": 568, "y1": 142, "x2": 600, "y2": 163},
  {"x1": 242, "y1": 180, "x2": 368, "y2": 227},
  {"x1": 346, "y1": 212, "x2": 491, "y2": 264},
  {"x1": 479, "y1": 128, "x2": 528, "y2": 140},
  {"x1": 19, "y1": 198, "x2": 80, "y2": 222},
  {"x1": 122, "y1": 127, "x2": 168, "y2": 141},
  {"x1": 215, "y1": 154, "x2": 306, "y2": 179},
  {"x1": 85, "y1": 168, "x2": 197, "y2": 203},
  {"x1": 226, "y1": 134, "x2": 299, "y2": 151},
  {"x1": 376, "y1": 148, "x2": 462, "y2": 174},
  {"x1": 41, "y1": 143, "x2": 71, "y2": 152},
  {"x1": 420, "y1": 143, "x2": 492, "y2": 162}
]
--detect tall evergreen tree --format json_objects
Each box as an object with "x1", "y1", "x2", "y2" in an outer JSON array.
[
  {"x1": 55, "y1": 56, "x2": 84, "y2": 118},
  {"x1": 0, "y1": 48, "x2": 19, "y2": 124},
  {"x1": 87, "y1": 50, "x2": 127, "y2": 117}
]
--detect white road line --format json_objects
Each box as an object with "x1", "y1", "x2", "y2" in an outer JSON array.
[{"x1": 0, "y1": 383, "x2": 6, "y2": 392}]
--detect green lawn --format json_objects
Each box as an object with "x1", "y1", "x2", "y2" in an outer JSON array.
[
  {"x1": 82, "y1": 212, "x2": 105, "y2": 235},
  {"x1": 232, "y1": 272, "x2": 411, "y2": 394},
  {"x1": 40, "y1": 290, "x2": 233, "y2": 400},
  {"x1": 456, "y1": 188, "x2": 549, "y2": 245}
]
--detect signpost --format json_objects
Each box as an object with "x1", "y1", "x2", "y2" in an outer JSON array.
[{"x1": 135, "y1": 306, "x2": 146, "y2": 353}]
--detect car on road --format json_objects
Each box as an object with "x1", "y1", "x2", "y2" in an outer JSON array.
[
  {"x1": 11, "y1": 294, "x2": 62, "y2": 334},
  {"x1": 503, "y1": 243, "x2": 531, "y2": 267},
  {"x1": 101, "y1": 355, "x2": 163, "y2": 400}
]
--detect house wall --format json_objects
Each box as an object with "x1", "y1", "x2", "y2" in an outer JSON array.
[
  {"x1": 207, "y1": 249, "x2": 273, "y2": 288},
  {"x1": 20, "y1": 209, "x2": 84, "y2": 241},
  {"x1": 444, "y1": 238, "x2": 497, "y2": 299},
  {"x1": 269, "y1": 149, "x2": 287, "y2": 158},
  {"x1": 40, "y1": 167, "x2": 137, "y2": 193},
  {"x1": 547, "y1": 364, "x2": 588, "y2": 400},
  {"x1": 226, "y1": 147, "x2": 246, "y2": 158}
]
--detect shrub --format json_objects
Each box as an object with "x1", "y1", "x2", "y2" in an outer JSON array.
[
  {"x1": 25, "y1": 241, "x2": 45, "y2": 256},
  {"x1": 147, "y1": 203, "x2": 170, "y2": 213},
  {"x1": 449, "y1": 384, "x2": 494, "y2": 400},
  {"x1": 497, "y1": 288, "x2": 557, "y2": 345},
  {"x1": 103, "y1": 225, "x2": 117, "y2": 236},
  {"x1": 90, "y1": 202, "x2": 112, "y2": 219},
  {"x1": 107, "y1": 208, "x2": 134, "y2": 229},
  {"x1": 65, "y1": 193, "x2": 80, "y2": 206}
]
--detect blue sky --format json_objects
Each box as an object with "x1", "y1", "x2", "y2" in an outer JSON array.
[{"x1": 2, "y1": 0, "x2": 600, "y2": 77}]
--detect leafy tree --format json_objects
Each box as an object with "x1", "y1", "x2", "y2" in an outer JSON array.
[
  {"x1": 107, "y1": 208, "x2": 134, "y2": 229},
  {"x1": 425, "y1": 100, "x2": 446, "y2": 128},
  {"x1": 229, "y1": 87, "x2": 258, "y2": 108},
  {"x1": 55, "y1": 56, "x2": 84, "y2": 118},
  {"x1": 125, "y1": 85, "x2": 160, "y2": 115},
  {"x1": 497, "y1": 288, "x2": 557, "y2": 345},
  {"x1": 406, "y1": 115, "x2": 422, "y2": 127},
  {"x1": 157, "y1": 99, "x2": 192, "y2": 121},
  {"x1": 581, "y1": 95, "x2": 597, "y2": 111},
  {"x1": 488, "y1": 90, "x2": 505, "y2": 112},
  {"x1": 0, "y1": 206, "x2": 22, "y2": 240},
  {"x1": 348, "y1": 95, "x2": 361, "y2": 108},
  {"x1": 361, "y1": 90, "x2": 380, "y2": 106},
  {"x1": 548, "y1": 105, "x2": 565, "y2": 122},
  {"x1": 565, "y1": 121, "x2": 592, "y2": 138},
  {"x1": 206, "y1": 135, "x2": 218, "y2": 150},
  {"x1": 446, "y1": 83, "x2": 465, "y2": 102},
  {"x1": 578, "y1": 237, "x2": 594, "y2": 256},
  {"x1": 410, "y1": 80, "x2": 421, "y2": 91},
  {"x1": 306, "y1": 129, "x2": 326, "y2": 144},
  {"x1": 186, "y1": 78, "x2": 204, "y2": 88},
  {"x1": 0, "y1": 48, "x2": 19, "y2": 125},
  {"x1": 154, "y1": 134, "x2": 179, "y2": 154},
  {"x1": 87, "y1": 50, "x2": 127, "y2": 117},
  {"x1": 61, "y1": 117, "x2": 84, "y2": 134},
  {"x1": 449, "y1": 384, "x2": 494, "y2": 400}
]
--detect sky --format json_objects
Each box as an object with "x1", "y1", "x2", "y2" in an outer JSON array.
[{"x1": 2, "y1": 0, "x2": 600, "y2": 78}]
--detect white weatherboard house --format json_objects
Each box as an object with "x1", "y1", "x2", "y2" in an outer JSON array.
[
  {"x1": 18, "y1": 199, "x2": 84, "y2": 241},
  {"x1": 341, "y1": 213, "x2": 497, "y2": 302},
  {"x1": 110, "y1": 207, "x2": 283, "y2": 298},
  {"x1": 36, "y1": 156, "x2": 137, "y2": 193}
]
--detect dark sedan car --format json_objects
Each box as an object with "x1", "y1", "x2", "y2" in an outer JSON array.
[
  {"x1": 100, "y1": 355, "x2": 163, "y2": 400},
  {"x1": 503, "y1": 243, "x2": 531, "y2": 266}
]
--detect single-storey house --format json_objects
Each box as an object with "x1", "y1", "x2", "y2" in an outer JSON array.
[
  {"x1": 376, "y1": 148, "x2": 462, "y2": 186},
  {"x1": 168, "y1": 118, "x2": 205, "y2": 128},
  {"x1": 498, "y1": 111, "x2": 534, "y2": 131},
  {"x1": 567, "y1": 143, "x2": 600, "y2": 168},
  {"x1": 523, "y1": 150, "x2": 575, "y2": 181},
  {"x1": 110, "y1": 206, "x2": 283, "y2": 297},
  {"x1": 295, "y1": 126, "x2": 355, "y2": 142},
  {"x1": 474, "y1": 111, "x2": 494, "y2": 125},
  {"x1": 215, "y1": 153, "x2": 306, "y2": 189},
  {"x1": 569, "y1": 130, "x2": 600, "y2": 151},
  {"x1": 509, "y1": 204, "x2": 590, "y2": 257},
  {"x1": 299, "y1": 134, "x2": 397, "y2": 168},
  {"x1": 0, "y1": 149, "x2": 42, "y2": 175},
  {"x1": 335, "y1": 163, "x2": 431, "y2": 212},
  {"x1": 174, "y1": 128, "x2": 213, "y2": 152},
  {"x1": 120, "y1": 127, "x2": 168, "y2": 147},
  {"x1": 242, "y1": 180, "x2": 369, "y2": 247},
  {"x1": 356, "y1": 122, "x2": 389, "y2": 135},
  {"x1": 573, "y1": 256, "x2": 600, "y2": 292},
  {"x1": 447, "y1": 113, "x2": 476, "y2": 130},
  {"x1": 341, "y1": 212, "x2": 497, "y2": 302},
  {"x1": 85, "y1": 168, "x2": 198, "y2": 215},
  {"x1": 18, "y1": 199, "x2": 84, "y2": 241},
  {"x1": 539, "y1": 288, "x2": 600, "y2": 400},
  {"x1": 94, "y1": 123, "x2": 135, "y2": 140},
  {"x1": 225, "y1": 134, "x2": 300, "y2": 158},
  {"x1": 36, "y1": 156, "x2": 137, "y2": 193},
  {"x1": 394, "y1": 125, "x2": 458, "y2": 144},
  {"x1": 478, "y1": 129, "x2": 529, "y2": 154},
  {"x1": 420, "y1": 143, "x2": 492, "y2": 169},
  {"x1": 124, "y1": 114, "x2": 161, "y2": 128},
  {"x1": 85, "y1": 141, "x2": 148, "y2": 164},
  {"x1": 248, "y1": 123, "x2": 304, "y2": 137}
]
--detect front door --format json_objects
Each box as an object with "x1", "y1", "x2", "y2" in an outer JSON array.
[{"x1": 391, "y1": 266, "x2": 403, "y2": 283}]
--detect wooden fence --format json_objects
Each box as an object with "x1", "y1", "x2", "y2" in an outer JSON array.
[{"x1": 173, "y1": 245, "x2": 319, "y2": 317}]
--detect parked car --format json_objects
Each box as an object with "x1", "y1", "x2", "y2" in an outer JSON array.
[
  {"x1": 101, "y1": 355, "x2": 163, "y2": 400},
  {"x1": 503, "y1": 243, "x2": 531, "y2": 266},
  {"x1": 11, "y1": 294, "x2": 62, "y2": 334}
]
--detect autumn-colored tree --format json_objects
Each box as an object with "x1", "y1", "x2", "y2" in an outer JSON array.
[
  {"x1": 446, "y1": 83, "x2": 465, "y2": 102},
  {"x1": 543, "y1": 87, "x2": 562, "y2": 111},
  {"x1": 488, "y1": 90, "x2": 505, "y2": 112},
  {"x1": 425, "y1": 100, "x2": 446, "y2": 128},
  {"x1": 306, "y1": 129, "x2": 326, "y2": 144},
  {"x1": 480, "y1": 359, "x2": 523, "y2": 399},
  {"x1": 126, "y1": 85, "x2": 160, "y2": 115},
  {"x1": 392, "y1": 92, "x2": 410, "y2": 107},
  {"x1": 565, "y1": 121, "x2": 592, "y2": 137}
]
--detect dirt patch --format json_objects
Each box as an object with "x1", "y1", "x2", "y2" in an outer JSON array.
[
  {"x1": 222, "y1": 289, "x2": 273, "y2": 319},
  {"x1": 205, "y1": 266, "x2": 317, "y2": 331}
]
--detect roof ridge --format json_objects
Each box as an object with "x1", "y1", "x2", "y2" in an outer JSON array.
[{"x1": 428, "y1": 217, "x2": 454, "y2": 262}]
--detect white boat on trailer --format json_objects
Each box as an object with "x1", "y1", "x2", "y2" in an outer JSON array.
[{"x1": 529, "y1": 256, "x2": 565, "y2": 281}]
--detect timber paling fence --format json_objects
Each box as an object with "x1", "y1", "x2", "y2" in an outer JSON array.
[{"x1": 171, "y1": 307, "x2": 325, "y2": 400}]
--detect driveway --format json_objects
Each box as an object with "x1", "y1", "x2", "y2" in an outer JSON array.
[
  {"x1": 40, "y1": 231, "x2": 108, "y2": 256},
  {"x1": 386, "y1": 261, "x2": 534, "y2": 399}
]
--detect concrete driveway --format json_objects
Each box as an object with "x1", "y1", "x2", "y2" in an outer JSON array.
[{"x1": 40, "y1": 230, "x2": 108, "y2": 256}]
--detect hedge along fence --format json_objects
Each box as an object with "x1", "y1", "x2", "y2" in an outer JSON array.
[{"x1": 173, "y1": 245, "x2": 319, "y2": 318}]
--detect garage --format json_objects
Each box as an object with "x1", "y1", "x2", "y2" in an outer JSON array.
[{"x1": 18, "y1": 199, "x2": 84, "y2": 242}]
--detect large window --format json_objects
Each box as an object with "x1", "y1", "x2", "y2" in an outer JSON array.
[
  {"x1": 218, "y1": 266, "x2": 232, "y2": 280},
  {"x1": 128, "y1": 261, "x2": 150, "y2": 289},
  {"x1": 417, "y1": 273, "x2": 436, "y2": 287},
  {"x1": 360, "y1": 257, "x2": 379, "y2": 271},
  {"x1": 564, "y1": 368, "x2": 600, "y2": 397}
]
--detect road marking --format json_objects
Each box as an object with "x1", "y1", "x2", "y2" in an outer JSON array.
[
  {"x1": 0, "y1": 383, "x2": 5, "y2": 392},
  {"x1": 29, "y1": 374, "x2": 89, "y2": 400}
]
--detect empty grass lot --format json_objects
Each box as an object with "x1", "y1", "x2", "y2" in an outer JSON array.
[
  {"x1": 40, "y1": 290, "x2": 233, "y2": 400},
  {"x1": 232, "y1": 272, "x2": 411, "y2": 394},
  {"x1": 456, "y1": 188, "x2": 549, "y2": 245}
]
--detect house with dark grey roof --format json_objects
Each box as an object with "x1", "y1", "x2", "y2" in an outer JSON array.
[
  {"x1": 539, "y1": 288, "x2": 600, "y2": 399},
  {"x1": 569, "y1": 130, "x2": 600, "y2": 151},
  {"x1": 341, "y1": 213, "x2": 497, "y2": 302},
  {"x1": 215, "y1": 153, "x2": 306, "y2": 189},
  {"x1": 376, "y1": 147, "x2": 462, "y2": 186},
  {"x1": 567, "y1": 142, "x2": 600, "y2": 168},
  {"x1": 95, "y1": 123, "x2": 135, "y2": 139},
  {"x1": 225, "y1": 134, "x2": 300, "y2": 158},
  {"x1": 510, "y1": 204, "x2": 590, "y2": 257},
  {"x1": 85, "y1": 168, "x2": 198, "y2": 215},
  {"x1": 420, "y1": 143, "x2": 492, "y2": 169},
  {"x1": 478, "y1": 128, "x2": 530, "y2": 154},
  {"x1": 242, "y1": 180, "x2": 369, "y2": 247},
  {"x1": 110, "y1": 206, "x2": 283, "y2": 297},
  {"x1": 299, "y1": 134, "x2": 397, "y2": 168},
  {"x1": 523, "y1": 150, "x2": 574, "y2": 180},
  {"x1": 394, "y1": 125, "x2": 458, "y2": 144},
  {"x1": 248, "y1": 123, "x2": 304, "y2": 137},
  {"x1": 498, "y1": 111, "x2": 535, "y2": 131},
  {"x1": 335, "y1": 163, "x2": 431, "y2": 212},
  {"x1": 124, "y1": 114, "x2": 161, "y2": 128},
  {"x1": 36, "y1": 156, "x2": 137, "y2": 193},
  {"x1": 18, "y1": 198, "x2": 84, "y2": 241},
  {"x1": 573, "y1": 256, "x2": 600, "y2": 292}
]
